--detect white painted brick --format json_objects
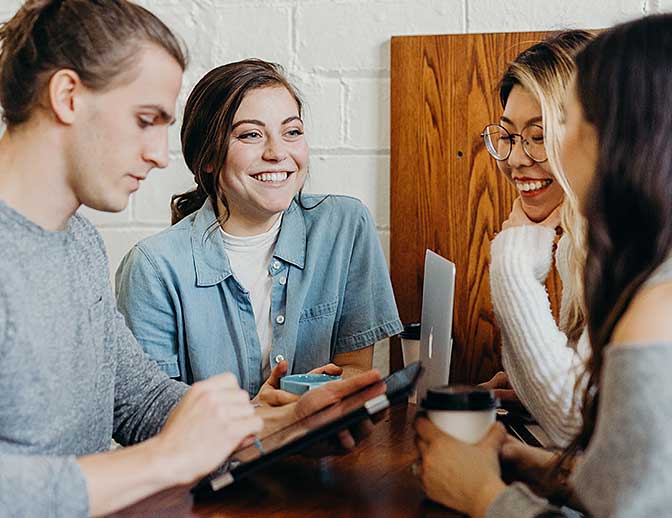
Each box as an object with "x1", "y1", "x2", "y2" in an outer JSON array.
[
  {"x1": 209, "y1": 5, "x2": 292, "y2": 66},
  {"x1": 98, "y1": 227, "x2": 164, "y2": 283},
  {"x1": 345, "y1": 78, "x2": 390, "y2": 149},
  {"x1": 654, "y1": 0, "x2": 672, "y2": 10},
  {"x1": 0, "y1": 1, "x2": 22, "y2": 19},
  {"x1": 155, "y1": 2, "x2": 293, "y2": 68},
  {"x1": 297, "y1": 0, "x2": 465, "y2": 72},
  {"x1": 137, "y1": 2, "x2": 292, "y2": 65},
  {"x1": 292, "y1": 74, "x2": 343, "y2": 148},
  {"x1": 468, "y1": 0, "x2": 644, "y2": 32},
  {"x1": 304, "y1": 154, "x2": 390, "y2": 226},
  {"x1": 133, "y1": 155, "x2": 197, "y2": 225},
  {"x1": 379, "y1": 229, "x2": 390, "y2": 267}
]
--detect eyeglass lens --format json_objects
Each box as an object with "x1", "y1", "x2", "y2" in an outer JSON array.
[{"x1": 481, "y1": 124, "x2": 546, "y2": 162}]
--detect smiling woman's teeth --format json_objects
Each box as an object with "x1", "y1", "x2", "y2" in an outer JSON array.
[
  {"x1": 254, "y1": 172, "x2": 288, "y2": 183},
  {"x1": 516, "y1": 179, "x2": 552, "y2": 192}
]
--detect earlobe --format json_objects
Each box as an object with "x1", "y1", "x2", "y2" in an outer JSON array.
[{"x1": 48, "y1": 69, "x2": 82, "y2": 125}]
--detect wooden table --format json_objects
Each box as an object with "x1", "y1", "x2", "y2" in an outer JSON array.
[{"x1": 109, "y1": 403, "x2": 462, "y2": 517}]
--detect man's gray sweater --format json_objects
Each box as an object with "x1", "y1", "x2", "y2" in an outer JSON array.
[{"x1": 0, "y1": 200, "x2": 188, "y2": 516}]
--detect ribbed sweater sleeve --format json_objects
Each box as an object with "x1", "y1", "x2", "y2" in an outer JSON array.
[{"x1": 489, "y1": 226, "x2": 587, "y2": 447}]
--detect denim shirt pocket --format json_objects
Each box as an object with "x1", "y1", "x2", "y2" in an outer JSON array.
[{"x1": 296, "y1": 298, "x2": 339, "y2": 367}]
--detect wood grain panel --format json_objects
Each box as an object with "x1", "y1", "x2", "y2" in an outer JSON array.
[{"x1": 390, "y1": 31, "x2": 561, "y2": 384}]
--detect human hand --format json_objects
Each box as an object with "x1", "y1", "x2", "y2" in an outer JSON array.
[
  {"x1": 253, "y1": 361, "x2": 345, "y2": 407},
  {"x1": 478, "y1": 371, "x2": 517, "y2": 403},
  {"x1": 258, "y1": 369, "x2": 385, "y2": 453},
  {"x1": 299, "y1": 369, "x2": 383, "y2": 451},
  {"x1": 415, "y1": 418, "x2": 507, "y2": 518},
  {"x1": 156, "y1": 373, "x2": 263, "y2": 485},
  {"x1": 252, "y1": 361, "x2": 300, "y2": 407},
  {"x1": 500, "y1": 434, "x2": 556, "y2": 484},
  {"x1": 293, "y1": 369, "x2": 383, "y2": 421},
  {"x1": 502, "y1": 198, "x2": 562, "y2": 231}
]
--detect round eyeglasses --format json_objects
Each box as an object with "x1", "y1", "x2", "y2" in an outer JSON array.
[{"x1": 480, "y1": 123, "x2": 548, "y2": 163}]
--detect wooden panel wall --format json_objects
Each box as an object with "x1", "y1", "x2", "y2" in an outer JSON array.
[{"x1": 389, "y1": 32, "x2": 561, "y2": 384}]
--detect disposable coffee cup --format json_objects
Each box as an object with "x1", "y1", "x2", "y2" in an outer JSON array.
[
  {"x1": 400, "y1": 323, "x2": 421, "y2": 366},
  {"x1": 421, "y1": 385, "x2": 498, "y2": 444}
]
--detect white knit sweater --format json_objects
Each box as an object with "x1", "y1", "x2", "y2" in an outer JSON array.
[{"x1": 489, "y1": 225, "x2": 590, "y2": 447}]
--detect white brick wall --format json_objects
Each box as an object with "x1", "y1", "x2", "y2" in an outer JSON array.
[{"x1": 1, "y1": 0, "x2": 662, "y2": 373}]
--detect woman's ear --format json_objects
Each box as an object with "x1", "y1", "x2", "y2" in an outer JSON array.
[{"x1": 48, "y1": 69, "x2": 82, "y2": 125}]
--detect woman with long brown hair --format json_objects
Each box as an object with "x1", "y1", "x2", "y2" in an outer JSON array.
[
  {"x1": 415, "y1": 14, "x2": 672, "y2": 516},
  {"x1": 116, "y1": 59, "x2": 402, "y2": 405}
]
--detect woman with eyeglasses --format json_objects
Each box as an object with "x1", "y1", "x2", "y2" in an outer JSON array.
[
  {"x1": 480, "y1": 31, "x2": 593, "y2": 448},
  {"x1": 416, "y1": 14, "x2": 672, "y2": 516}
]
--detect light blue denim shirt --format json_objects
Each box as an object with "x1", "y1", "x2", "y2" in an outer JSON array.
[{"x1": 115, "y1": 194, "x2": 402, "y2": 396}]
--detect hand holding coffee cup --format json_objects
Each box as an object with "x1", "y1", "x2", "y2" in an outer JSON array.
[{"x1": 420, "y1": 385, "x2": 499, "y2": 444}]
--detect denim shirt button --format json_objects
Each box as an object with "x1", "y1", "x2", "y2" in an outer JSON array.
[
  {"x1": 279, "y1": 275, "x2": 287, "y2": 285},
  {"x1": 274, "y1": 354, "x2": 285, "y2": 364},
  {"x1": 272, "y1": 260, "x2": 281, "y2": 270},
  {"x1": 276, "y1": 314, "x2": 285, "y2": 325}
]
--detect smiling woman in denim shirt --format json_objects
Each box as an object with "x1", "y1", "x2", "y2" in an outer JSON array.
[{"x1": 115, "y1": 59, "x2": 402, "y2": 406}]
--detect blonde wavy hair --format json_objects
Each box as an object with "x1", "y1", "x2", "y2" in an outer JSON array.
[{"x1": 499, "y1": 31, "x2": 594, "y2": 344}]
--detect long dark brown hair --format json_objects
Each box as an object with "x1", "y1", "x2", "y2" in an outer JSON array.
[
  {"x1": 0, "y1": 0, "x2": 186, "y2": 127},
  {"x1": 560, "y1": 13, "x2": 672, "y2": 478},
  {"x1": 172, "y1": 59, "x2": 303, "y2": 225}
]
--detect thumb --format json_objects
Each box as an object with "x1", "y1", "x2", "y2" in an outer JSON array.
[
  {"x1": 266, "y1": 360, "x2": 289, "y2": 389},
  {"x1": 479, "y1": 422, "x2": 508, "y2": 451}
]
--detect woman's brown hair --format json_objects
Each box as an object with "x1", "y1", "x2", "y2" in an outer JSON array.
[
  {"x1": 0, "y1": 0, "x2": 187, "y2": 127},
  {"x1": 172, "y1": 58, "x2": 303, "y2": 225}
]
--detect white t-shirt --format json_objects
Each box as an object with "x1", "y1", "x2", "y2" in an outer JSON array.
[{"x1": 220, "y1": 215, "x2": 282, "y2": 378}]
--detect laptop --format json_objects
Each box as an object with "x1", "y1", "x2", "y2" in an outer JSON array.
[
  {"x1": 498, "y1": 404, "x2": 550, "y2": 448},
  {"x1": 416, "y1": 250, "x2": 456, "y2": 402},
  {"x1": 414, "y1": 250, "x2": 549, "y2": 448}
]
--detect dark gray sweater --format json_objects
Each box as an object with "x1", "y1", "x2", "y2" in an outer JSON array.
[{"x1": 0, "y1": 201, "x2": 188, "y2": 517}]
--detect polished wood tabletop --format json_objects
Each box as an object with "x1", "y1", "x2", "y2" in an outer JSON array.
[{"x1": 109, "y1": 403, "x2": 462, "y2": 517}]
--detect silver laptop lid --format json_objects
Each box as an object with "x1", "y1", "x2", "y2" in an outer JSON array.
[{"x1": 416, "y1": 250, "x2": 456, "y2": 402}]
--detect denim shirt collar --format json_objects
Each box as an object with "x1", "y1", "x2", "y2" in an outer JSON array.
[
  {"x1": 273, "y1": 198, "x2": 306, "y2": 270},
  {"x1": 192, "y1": 197, "x2": 306, "y2": 287}
]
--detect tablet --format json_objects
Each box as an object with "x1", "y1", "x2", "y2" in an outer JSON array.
[{"x1": 192, "y1": 362, "x2": 423, "y2": 496}]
